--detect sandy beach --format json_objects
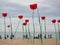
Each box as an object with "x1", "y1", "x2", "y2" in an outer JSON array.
[{"x1": 0, "y1": 38, "x2": 60, "y2": 45}]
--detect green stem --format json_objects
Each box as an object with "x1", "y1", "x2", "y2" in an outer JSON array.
[
  {"x1": 9, "y1": 17, "x2": 13, "y2": 36},
  {"x1": 37, "y1": 9, "x2": 43, "y2": 45},
  {"x1": 4, "y1": 17, "x2": 6, "y2": 39},
  {"x1": 25, "y1": 26, "x2": 27, "y2": 35},
  {"x1": 27, "y1": 23, "x2": 31, "y2": 41},
  {"x1": 21, "y1": 20, "x2": 24, "y2": 39},
  {"x1": 27, "y1": 23, "x2": 32, "y2": 43},
  {"x1": 25, "y1": 26, "x2": 27, "y2": 38},
  {"x1": 22, "y1": 25, "x2": 24, "y2": 40},
  {"x1": 44, "y1": 20, "x2": 46, "y2": 39},
  {"x1": 58, "y1": 23, "x2": 60, "y2": 39},
  {"x1": 9, "y1": 28, "x2": 10, "y2": 38},
  {"x1": 54, "y1": 23, "x2": 57, "y2": 45},
  {"x1": 32, "y1": 10, "x2": 35, "y2": 44},
  {"x1": 14, "y1": 20, "x2": 20, "y2": 38}
]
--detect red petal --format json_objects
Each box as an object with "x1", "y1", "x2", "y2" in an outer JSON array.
[
  {"x1": 2, "y1": 13, "x2": 7, "y2": 17},
  {"x1": 57, "y1": 20, "x2": 60, "y2": 23},
  {"x1": 41, "y1": 16, "x2": 46, "y2": 20},
  {"x1": 23, "y1": 22, "x2": 27, "y2": 26},
  {"x1": 51, "y1": 19, "x2": 56, "y2": 23},
  {"x1": 25, "y1": 19, "x2": 29, "y2": 23},
  {"x1": 18, "y1": 15, "x2": 23, "y2": 19},
  {"x1": 30, "y1": 4, "x2": 37, "y2": 10}
]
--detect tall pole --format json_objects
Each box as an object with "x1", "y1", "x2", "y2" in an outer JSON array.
[
  {"x1": 44, "y1": 20, "x2": 46, "y2": 39},
  {"x1": 32, "y1": 10, "x2": 35, "y2": 44},
  {"x1": 4, "y1": 17, "x2": 7, "y2": 39},
  {"x1": 14, "y1": 20, "x2": 20, "y2": 38},
  {"x1": 9, "y1": 17, "x2": 13, "y2": 39},
  {"x1": 54, "y1": 23, "x2": 57, "y2": 45},
  {"x1": 57, "y1": 20, "x2": 60, "y2": 39},
  {"x1": 22, "y1": 25, "x2": 24, "y2": 40},
  {"x1": 27, "y1": 23, "x2": 31, "y2": 40},
  {"x1": 37, "y1": 9, "x2": 43, "y2": 45}
]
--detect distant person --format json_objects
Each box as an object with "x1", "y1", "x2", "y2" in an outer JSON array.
[
  {"x1": 10, "y1": 34, "x2": 14, "y2": 39},
  {"x1": 4, "y1": 36, "x2": 7, "y2": 39},
  {"x1": 0, "y1": 35, "x2": 2, "y2": 39},
  {"x1": 50, "y1": 34, "x2": 52, "y2": 38},
  {"x1": 39, "y1": 34, "x2": 42, "y2": 39},
  {"x1": 38, "y1": 34, "x2": 39, "y2": 39},
  {"x1": 10, "y1": 35, "x2": 12, "y2": 39},
  {"x1": 25, "y1": 34, "x2": 28, "y2": 39},
  {"x1": 7, "y1": 35, "x2": 9, "y2": 38},
  {"x1": 10, "y1": 33, "x2": 14, "y2": 39},
  {"x1": 48, "y1": 34, "x2": 52, "y2": 39},
  {"x1": 44, "y1": 34, "x2": 46, "y2": 39},
  {"x1": 48, "y1": 34, "x2": 50, "y2": 38},
  {"x1": 37, "y1": 34, "x2": 42, "y2": 39},
  {"x1": 23, "y1": 35, "x2": 25, "y2": 38},
  {"x1": 33, "y1": 35, "x2": 39, "y2": 39}
]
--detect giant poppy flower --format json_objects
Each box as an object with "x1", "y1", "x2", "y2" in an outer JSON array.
[
  {"x1": 52, "y1": 19, "x2": 56, "y2": 23},
  {"x1": 25, "y1": 19, "x2": 29, "y2": 23},
  {"x1": 2, "y1": 13, "x2": 7, "y2": 17},
  {"x1": 41, "y1": 16, "x2": 46, "y2": 20},
  {"x1": 23, "y1": 22, "x2": 27, "y2": 26},
  {"x1": 57, "y1": 20, "x2": 60, "y2": 23},
  {"x1": 7, "y1": 25, "x2": 10, "y2": 28},
  {"x1": 18, "y1": 15, "x2": 23, "y2": 19},
  {"x1": 30, "y1": 3, "x2": 37, "y2": 10}
]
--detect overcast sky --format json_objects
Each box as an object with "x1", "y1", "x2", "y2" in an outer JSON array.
[
  {"x1": 0, "y1": 0, "x2": 60, "y2": 32},
  {"x1": 0, "y1": 0, "x2": 60, "y2": 17}
]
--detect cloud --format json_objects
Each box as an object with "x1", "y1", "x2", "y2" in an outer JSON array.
[{"x1": 0, "y1": 0, "x2": 60, "y2": 18}]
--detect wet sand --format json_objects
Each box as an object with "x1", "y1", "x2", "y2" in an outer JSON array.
[{"x1": 0, "y1": 38, "x2": 60, "y2": 45}]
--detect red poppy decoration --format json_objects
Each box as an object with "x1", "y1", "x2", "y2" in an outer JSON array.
[
  {"x1": 23, "y1": 22, "x2": 27, "y2": 26},
  {"x1": 52, "y1": 19, "x2": 56, "y2": 23},
  {"x1": 7, "y1": 25, "x2": 10, "y2": 28},
  {"x1": 57, "y1": 20, "x2": 60, "y2": 23},
  {"x1": 30, "y1": 3, "x2": 37, "y2": 10},
  {"x1": 2, "y1": 13, "x2": 7, "y2": 17},
  {"x1": 41, "y1": 16, "x2": 46, "y2": 20},
  {"x1": 25, "y1": 19, "x2": 29, "y2": 23},
  {"x1": 18, "y1": 15, "x2": 23, "y2": 19}
]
